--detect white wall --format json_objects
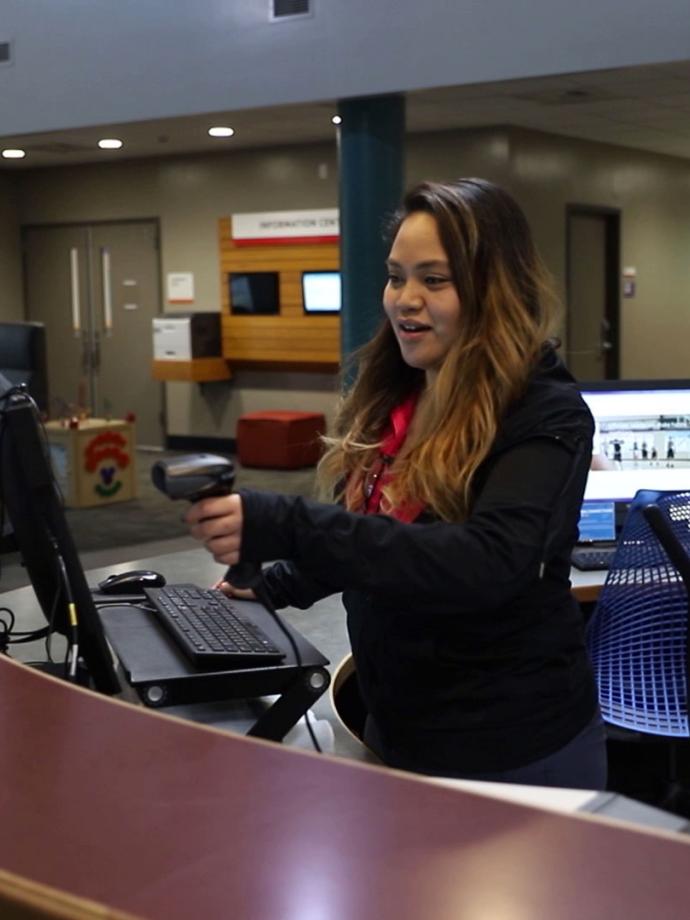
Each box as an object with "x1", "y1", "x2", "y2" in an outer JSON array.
[{"x1": 1, "y1": 1, "x2": 689, "y2": 135}]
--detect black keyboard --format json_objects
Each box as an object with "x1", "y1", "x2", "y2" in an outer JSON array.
[
  {"x1": 571, "y1": 546, "x2": 617, "y2": 571},
  {"x1": 144, "y1": 584, "x2": 285, "y2": 667}
]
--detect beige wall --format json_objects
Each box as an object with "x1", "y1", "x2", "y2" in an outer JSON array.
[
  {"x1": 3, "y1": 126, "x2": 690, "y2": 440},
  {"x1": 509, "y1": 128, "x2": 690, "y2": 378},
  {"x1": 15, "y1": 144, "x2": 341, "y2": 438},
  {"x1": 407, "y1": 126, "x2": 690, "y2": 378}
]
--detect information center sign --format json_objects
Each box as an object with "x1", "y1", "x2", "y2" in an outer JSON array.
[{"x1": 231, "y1": 208, "x2": 339, "y2": 246}]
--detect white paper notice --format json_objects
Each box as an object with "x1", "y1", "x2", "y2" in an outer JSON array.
[{"x1": 167, "y1": 272, "x2": 195, "y2": 303}]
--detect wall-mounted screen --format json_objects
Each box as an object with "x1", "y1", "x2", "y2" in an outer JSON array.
[
  {"x1": 229, "y1": 272, "x2": 280, "y2": 315},
  {"x1": 580, "y1": 379, "x2": 690, "y2": 503},
  {"x1": 302, "y1": 271, "x2": 341, "y2": 314}
]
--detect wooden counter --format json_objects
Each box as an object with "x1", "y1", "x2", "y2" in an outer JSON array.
[{"x1": 1, "y1": 653, "x2": 690, "y2": 920}]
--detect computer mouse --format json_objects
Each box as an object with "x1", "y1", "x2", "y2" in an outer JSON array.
[{"x1": 97, "y1": 569, "x2": 167, "y2": 595}]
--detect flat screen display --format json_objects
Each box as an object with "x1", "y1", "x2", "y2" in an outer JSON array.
[
  {"x1": 577, "y1": 500, "x2": 617, "y2": 543},
  {"x1": 580, "y1": 380, "x2": 690, "y2": 502},
  {"x1": 0, "y1": 378, "x2": 120, "y2": 693},
  {"x1": 302, "y1": 271, "x2": 341, "y2": 314},
  {"x1": 229, "y1": 272, "x2": 279, "y2": 315}
]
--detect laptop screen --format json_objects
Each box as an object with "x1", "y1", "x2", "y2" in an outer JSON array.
[{"x1": 578, "y1": 500, "x2": 617, "y2": 543}]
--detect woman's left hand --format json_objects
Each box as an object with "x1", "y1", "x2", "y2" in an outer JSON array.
[{"x1": 185, "y1": 493, "x2": 244, "y2": 566}]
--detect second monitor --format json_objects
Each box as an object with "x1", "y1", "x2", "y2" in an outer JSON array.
[
  {"x1": 302, "y1": 271, "x2": 341, "y2": 314},
  {"x1": 581, "y1": 378, "x2": 690, "y2": 503}
]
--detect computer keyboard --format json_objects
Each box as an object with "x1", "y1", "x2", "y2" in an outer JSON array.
[
  {"x1": 571, "y1": 546, "x2": 617, "y2": 571},
  {"x1": 144, "y1": 584, "x2": 285, "y2": 667}
]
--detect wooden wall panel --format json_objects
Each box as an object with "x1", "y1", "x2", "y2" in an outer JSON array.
[{"x1": 219, "y1": 218, "x2": 340, "y2": 368}]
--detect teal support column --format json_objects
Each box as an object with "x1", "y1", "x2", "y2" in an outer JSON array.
[{"x1": 338, "y1": 94, "x2": 405, "y2": 369}]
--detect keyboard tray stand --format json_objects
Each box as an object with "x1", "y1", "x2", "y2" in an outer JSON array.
[{"x1": 99, "y1": 602, "x2": 330, "y2": 743}]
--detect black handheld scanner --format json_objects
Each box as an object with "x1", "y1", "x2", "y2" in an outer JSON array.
[
  {"x1": 150, "y1": 453, "x2": 235, "y2": 502},
  {"x1": 150, "y1": 453, "x2": 259, "y2": 589}
]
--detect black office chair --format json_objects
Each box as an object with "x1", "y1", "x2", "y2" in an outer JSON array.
[
  {"x1": 586, "y1": 489, "x2": 690, "y2": 814},
  {"x1": 0, "y1": 321, "x2": 48, "y2": 412}
]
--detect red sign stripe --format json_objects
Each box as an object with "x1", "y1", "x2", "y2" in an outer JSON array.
[{"x1": 233, "y1": 235, "x2": 339, "y2": 247}]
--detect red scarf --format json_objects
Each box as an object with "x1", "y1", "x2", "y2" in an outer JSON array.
[{"x1": 362, "y1": 393, "x2": 426, "y2": 522}]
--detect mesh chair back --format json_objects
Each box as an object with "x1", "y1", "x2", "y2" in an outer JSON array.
[{"x1": 586, "y1": 490, "x2": 690, "y2": 737}]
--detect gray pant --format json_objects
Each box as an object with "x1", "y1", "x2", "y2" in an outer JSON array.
[{"x1": 364, "y1": 712, "x2": 608, "y2": 790}]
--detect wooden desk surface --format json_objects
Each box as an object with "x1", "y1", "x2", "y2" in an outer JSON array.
[{"x1": 1, "y1": 654, "x2": 690, "y2": 920}]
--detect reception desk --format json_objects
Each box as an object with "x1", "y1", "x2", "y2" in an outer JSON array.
[
  {"x1": 4, "y1": 548, "x2": 680, "y2": 919},
  {"x1": 2, "y1": 652, "x2": 690, "y2": 920}
]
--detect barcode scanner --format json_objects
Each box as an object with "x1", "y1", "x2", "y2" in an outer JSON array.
[{"x1": 150, "y1": 453, "x2": 260, "y2": 589}]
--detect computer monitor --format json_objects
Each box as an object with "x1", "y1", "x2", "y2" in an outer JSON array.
[
  {"x1": 580, "y1": 379, "x2": 690, "y2": 508},
  {"x1": 301, "y1": 271, "x2": 341, "y2": 314},
  {"x1": 577, "y1": 500, "x2": 617, "y2": 544},
  {"x1": 0, "y1": 378, "x2": 120, "y2": 694},
  {"x1": 229, "y1": 272, "x2": 280, "y2": 315},
  {"x1": 0, "y1": 321, "x2": 48, "y2": 412}
]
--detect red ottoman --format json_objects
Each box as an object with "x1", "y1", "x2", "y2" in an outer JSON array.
[{"x1": 236, "y1": 410, "x2": 326, "y2": 469}]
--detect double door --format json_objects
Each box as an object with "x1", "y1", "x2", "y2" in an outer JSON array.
[{"x1": 23, "y1": 220, "x2": 164, "y2": 447}]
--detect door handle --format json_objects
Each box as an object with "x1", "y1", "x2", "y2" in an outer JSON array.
[
  {"x1": 80, "y1": 337, "x2": 90, "y2": 374},
  {"x1": 600, "y1": 317, "x2": 613, "y2": 354},
  {"x1": 101, "y1": 247, "x2": 113, "y2": 336},
  {"x1": 69, "y1": 247, "x2": 82, "y2": 336},
  {"x1": 93, "y1": 330, "x2": 101, "y2": 373}
]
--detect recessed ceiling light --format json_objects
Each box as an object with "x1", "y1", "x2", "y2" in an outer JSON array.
[
  {"x1": 2, "y1": 148, "x2": 26, "y2": 159},
  {"x1": 208, "y1": 126, "x2": 235, "y2": 138},
  {"x1": 331, "y1": 115, "x2": 342, "y2": 126},
  {"x1": 98, "y1": 138, "x2": 123, "y2": 150}
]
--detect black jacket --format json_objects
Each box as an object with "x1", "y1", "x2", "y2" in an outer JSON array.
[{"x1": 239, "y1": 348, "x2": 597, "y2": 773}]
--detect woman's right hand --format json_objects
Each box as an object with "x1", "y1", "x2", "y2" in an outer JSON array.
[
  {"x1": 212, "y1": 578, "x2": 256, "y2": 601},
  {"x1": 186, "y1": 493, "x2": 244, "y2": 567}
]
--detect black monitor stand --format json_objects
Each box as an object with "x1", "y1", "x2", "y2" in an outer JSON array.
[{"x1": 98, "y1": 601, "x2": 330, "y2": 742}]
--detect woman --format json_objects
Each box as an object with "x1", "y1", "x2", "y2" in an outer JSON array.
[{"x1": 187, "y1": 178, "x2": 606, "y2": 788}]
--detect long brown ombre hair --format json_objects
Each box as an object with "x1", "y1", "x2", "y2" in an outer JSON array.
[{"x1": 318, "y1": 178, "x2": 558, "y2": 520}]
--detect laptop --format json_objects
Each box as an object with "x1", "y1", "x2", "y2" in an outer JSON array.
[{"x1": 571, "y1": 500, "x2": 618, "y2": 571}]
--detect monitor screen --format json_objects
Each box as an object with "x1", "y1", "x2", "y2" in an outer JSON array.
[
  {"x1": 302, "y1": 271, "x2": 341, "y2": 314},
  {"x1": 0, "y1": 379, "x2": 120, "y2": 694},
  {"x1": 580, "y1": 380, "x2": 690, "y2": 503},
  {"x1": 577, "y1": 500, "x2": 617, "y2": 543},
  {"x1": 229, "y1": 272, "x2": 279, "y2": 315}
]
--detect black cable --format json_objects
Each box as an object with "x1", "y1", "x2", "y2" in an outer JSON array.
[
  {"x1": 250, "y1": 578, "x2": 323, "y2": 755},
  {"x1": 57, "y1": 552, "x2": 79, "y2": 681},
  {"x1": 0, "y1": 605, "x2": 14, "y2": 654},
  {"x1": 42, "y1": 538, "x2": 79, "y2": 682},
  {"x1": 0, "y1": 605, "x2": 15, "y2": 632},
  {"x1": 8, "y1": 627, "x2": 51, "y2": 644},
  {"x1": 43, "y1": 578, "x2": 62, "y2": 664},
  {"x1": 0, "y1": 601, "x2": 51, "y2": 648},
  {"x1": 93, "y1": 601, "x2": 157, "y2": 613}
]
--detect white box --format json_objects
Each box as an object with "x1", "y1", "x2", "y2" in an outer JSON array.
[
  {"x1": 152, "y1": 313, "x2": 222, "y2": 361},
  {"x1": 153, "y1": 317, "x2": 192, "y2": 360}
]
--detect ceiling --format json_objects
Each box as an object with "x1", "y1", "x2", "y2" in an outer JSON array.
[{"x1": 2, "y1": 59, "x2": 690, "y2": 169}]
